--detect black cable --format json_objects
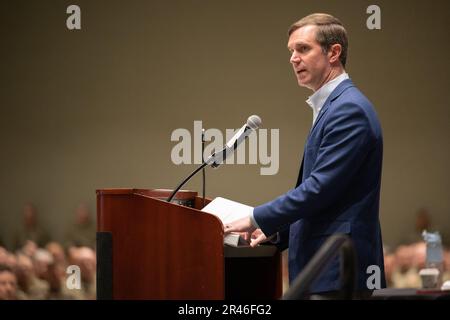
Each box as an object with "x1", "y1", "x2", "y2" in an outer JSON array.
[{"x1": 167, "y1": 162, "x2": 208, "y2": 203}]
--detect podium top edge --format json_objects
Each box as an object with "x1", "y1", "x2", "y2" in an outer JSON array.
[
  {"x1": 96, "y1": 189, "x2": 198, "y2": 199},
  {"x1": 96, "y1": 188, "x2": 134, "y2": 195}
]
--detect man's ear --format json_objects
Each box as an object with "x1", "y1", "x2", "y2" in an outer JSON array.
[{"x1": 328, "y1": 44, "x2": 342, "y2": 64}]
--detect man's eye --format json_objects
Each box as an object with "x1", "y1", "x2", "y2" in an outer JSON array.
[{"x1": 299, "y1": 46, "x2": 309, "y2": 52}]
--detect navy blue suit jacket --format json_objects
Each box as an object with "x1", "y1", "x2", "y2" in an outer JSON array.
[{"x1": 254, "y1": 79, "x2": 386, "y2": 293}]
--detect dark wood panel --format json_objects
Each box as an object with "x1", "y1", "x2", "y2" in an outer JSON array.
[{"x1": 97, "y1": 189, "x2": 224, "y2": 299}]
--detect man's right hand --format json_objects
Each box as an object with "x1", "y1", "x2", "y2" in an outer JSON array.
[{"x1": 250, "y1": 229, "x2": 269, "y2": 247}]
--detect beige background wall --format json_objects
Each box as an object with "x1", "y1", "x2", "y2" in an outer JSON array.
[{"x1": 1, "y1": 0, "x2": 449, "y2": 249}]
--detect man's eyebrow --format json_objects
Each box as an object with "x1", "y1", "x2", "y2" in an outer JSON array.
[{"x1": 287, "y1": 41, "x2": 309, "y2": 50}]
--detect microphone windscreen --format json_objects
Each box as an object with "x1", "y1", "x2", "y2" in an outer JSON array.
[{"x1": 247, "y1": 115, "x2": 262, "y2": 130}]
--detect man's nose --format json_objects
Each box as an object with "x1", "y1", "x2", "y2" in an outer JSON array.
[{"x1": 290, "y1": 51, "x2": 300, "y2": 64}]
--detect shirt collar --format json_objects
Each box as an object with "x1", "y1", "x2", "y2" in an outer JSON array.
[{"x1": 306, "y1": 72, "x2": 349, "y2": 123}]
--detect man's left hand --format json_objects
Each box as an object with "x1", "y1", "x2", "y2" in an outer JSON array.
[{"x1": 223, "y1": 216, "x2": 256, "y2": 235}]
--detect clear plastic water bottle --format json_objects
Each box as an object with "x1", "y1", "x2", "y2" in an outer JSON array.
[{"x1": 422, "y1": 230, "x2": 444, "y2": 288}]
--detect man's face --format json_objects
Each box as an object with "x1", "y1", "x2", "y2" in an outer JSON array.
[
  {"x1": 287, "y1": 25, "x2": 331, "y2": 91},
  {"x1": 0, "y1": 271, "x2": 17, "y2": 300}
]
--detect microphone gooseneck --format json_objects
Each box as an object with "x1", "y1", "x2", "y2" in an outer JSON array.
[{"x1": 167, "y1": 162, "x2": 208, "y2": 203}]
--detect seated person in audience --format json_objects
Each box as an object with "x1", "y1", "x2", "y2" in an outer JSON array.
[
  {"x1": 391, "y1": 244, "x2": 421, "y2": 288},
  {"x1": 15, "y1": 253, "x2": 49, "y2": 300},
  {"x1": 14, "y1": 203, "x2": 50, "y2": 250},
  {"x1": 68, "y1": 246, "x2": 96, "y2": 299},
  {"x1": 411, "y1": 241, "x2": 426, "y2": 270},
  {"x1": 0, "y1": 248, "x2": 17, "y2": 270},
  {"x1": 383, "y1": 253, "x2": 396, "y2": 287},
  {"x1": 46, "y1": 242, "x2": 67, "y2": 266},
  {"x1": 46, "y1": 260, "x2": 79, "y2": 300},
  {"x1": 0, "y1": 264, "x2": 18, "y2": 300},
  {"x1": 65, "y1": 204, "x2": 96, "y2": 249},
  {"x1": 19, "y1": 240, "x2": 38, "y2": 258},
  {"x1": 33, "y1": 249, "x2": 54, "y2": 282},
  {"x1": 443, "y1": 249, "x2": 450, "y2": 282},
  {"x1": 0, "y1": 247, "x2": 7, "y2": 265}
]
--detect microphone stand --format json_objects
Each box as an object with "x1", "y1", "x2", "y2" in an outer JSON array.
[
  {"x1": 167, "y1": 129, "x2": 208, "y2": 205},
  {"x1": 201, "y1": 129, "x2": 206, "y2": 207}
]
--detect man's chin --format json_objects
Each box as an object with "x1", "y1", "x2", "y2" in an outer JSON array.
[{"x1": 297, "y1": 79, "x2": 312, "y2": 90}]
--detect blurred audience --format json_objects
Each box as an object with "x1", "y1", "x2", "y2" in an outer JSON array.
[
  {"x1": 0, "y1": 242, "x2": 97, "y2": 300},
  {"x1": 68, "y1": 246, "x2": 96, "y2": 299},
  {"x1": 444, "y1": 250, "x2": 450, "y2": 282},
  {"x1": 0, "y1": 247, "x2": 17, "y2": 269},
  {"x1": 46, "y1": 242, "x2": 67, "y2": 266},
  {"x1": 14, "y1": 253, "x2": 49, "y2": 299},
  {"x1": 64, "y1": 204, "x2": 95, "y2": 249},
  {"x1": 46, "y1": 255, "x2": 80, "y2": 300},
  {"x1": 2, "y1": 202, "x2": 449, "y2": 299},
  {"x1": 0, "y1": 201, "x2": 99, "y2": 300},
  {"x1": 390, "y1": 244, "x2": 421, "y2": 288},
  {"x1": 385, "y1": 241, "x2": 450, "y2": 289},
  {"x1": 3, "y1": 237, "x2": 450, "y2": 300},
  {"x1": 21, "y1": 240, "x2": 38, "y2": 258},
  {"x1": 33, "y1": 248, "x2": 54, "y2": 281},
  {"x1": 383, "y1": 252, "x2": 396, "y2": 287},
  {"x1": 13, "y1": 203, "x2": 50, "y2": 250}
]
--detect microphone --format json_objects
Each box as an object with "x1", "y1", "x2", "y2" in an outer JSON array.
[
  {"x1": 166, "y1": 115, "x2": 262, "y2": 203},
  {"x1": 205, "y1": 115, "x2": 262, "y2": 168}
]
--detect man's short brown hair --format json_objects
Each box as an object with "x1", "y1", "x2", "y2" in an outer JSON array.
[{"x1": 288, "y1": 13, "x2": 348, "y2": 67}]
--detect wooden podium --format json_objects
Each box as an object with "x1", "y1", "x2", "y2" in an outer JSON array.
[{"x1": 96, "y1": 188, "x2": 282, "y2": 300}]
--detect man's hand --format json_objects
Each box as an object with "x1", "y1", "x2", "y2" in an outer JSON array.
[
  {"x1": 250, "y1": 229, "x2": 269, "y2": 247},
  {"x1": 223, "y1": 216, "x2": 256, "y2": 235},
  {"x1": 224, "y1": 217, "x2": 269, "y2": 247}
]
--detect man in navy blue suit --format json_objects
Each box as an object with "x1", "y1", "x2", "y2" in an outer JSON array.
[{"x1": 225, "y1": 13, "x2": 386, "y2": 296}]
